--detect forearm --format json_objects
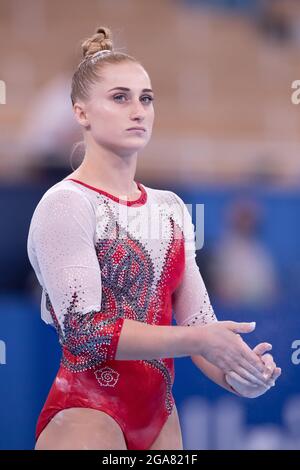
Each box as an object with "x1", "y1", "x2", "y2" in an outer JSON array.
[
  {"x1": 115, "y1": 319, "x2": 196, "y2": 360},
  {"x1": 191, "y1": 354, "x2": 241, "y2": 396}
]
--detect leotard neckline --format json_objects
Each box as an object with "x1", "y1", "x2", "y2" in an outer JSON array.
[{"x1": 65, "y1": 178, "x2": 147, "y2": 207}]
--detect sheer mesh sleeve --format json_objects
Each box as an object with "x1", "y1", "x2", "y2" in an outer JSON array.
[
  {"x1": 171, "y1": 194, "x2": 217, "y2": 327},
  {"x1": 27, "y1": 188, "x2": 124, "y2": 368}
]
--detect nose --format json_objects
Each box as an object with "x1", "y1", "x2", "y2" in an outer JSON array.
[{"x1": 129, "y1": 100, "x2": 146, "y2": 122}]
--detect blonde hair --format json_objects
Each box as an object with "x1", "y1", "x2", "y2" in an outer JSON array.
[{"x1": 71, "y1": 26, "x2": 139, "y2": 105}]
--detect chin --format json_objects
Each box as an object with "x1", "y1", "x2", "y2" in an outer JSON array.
[
  {"x1": 105, "y1": 144, "x2": 146, "y2": 158},
  {"x1": 117, "y1": 139, "x2": 149, "y2": 155},
  {"x1": 122, "y1": 145, "x2": 147, "y2": 157}
]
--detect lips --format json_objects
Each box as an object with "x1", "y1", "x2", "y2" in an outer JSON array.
[{"x1": 127, "y1": 127, "x2": 146, "y2": 132}]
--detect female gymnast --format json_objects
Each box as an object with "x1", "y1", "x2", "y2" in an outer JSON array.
[{"x1": 27, "y1": 27, "x2": 281, "y2": 450}]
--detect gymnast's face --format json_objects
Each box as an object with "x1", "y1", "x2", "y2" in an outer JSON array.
[{"x1": 74, "y1": 61, "x2": 155, "y2": 157}]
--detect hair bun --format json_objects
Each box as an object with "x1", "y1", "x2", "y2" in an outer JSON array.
[{"x1": 81, "y1": 26, "x2": 113, "y2": 59}]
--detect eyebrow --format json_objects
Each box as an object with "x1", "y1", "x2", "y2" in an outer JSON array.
[{"x1": 107, "y1": 87, "x2": 154, "y2": 93}]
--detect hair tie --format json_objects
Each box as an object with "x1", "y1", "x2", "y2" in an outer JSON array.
[{"x1": 90, "y1": 49, "x2": 112, "y2": 64}]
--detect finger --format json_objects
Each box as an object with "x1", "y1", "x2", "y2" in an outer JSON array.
[
  {"x1": 235, "y1": 363, "x2": 271, "y2": 387},
  {"x1": 261, "y1": 353, "x2": 275, "y2": 366},
  {"x1": 253, "y1": 343, "x2": 274, "y2": 380},
  {"x1": 274, "y1": 367, "x2": 281, "y2": 377},
  {"x1": 266, "y1": 367, "x2": 281, "y2": 387},
  {"x1": 260, "y1": 353, "x2": 276, "y2": 379},
  {"x1": 253, "y1": 343, "x2": 272, "y2": 356},
  {"x1": 261, "y1": 353, "x2": 276, "y2": 377},
  {"x1": 271, "y1": 367, "x2": 282, "y2": 383},
  {"x1": 238, "y1": 356, "x2": 269, "y2": 381},
  {"x1": 226, "y1": 371, "x2": 258, "y2": 388},
  {"x1": 226, "y1": 371, "x2": 269, "y2": 391},
  {"x1": 224, "y1": 321, "x2": 256, "y2": 334},
  {"x1": 238, "y1": 350, "x2": 272, "y2": 383},
  {"x1": 239, "y1": 343, "x2": 267, "y2": 374}
]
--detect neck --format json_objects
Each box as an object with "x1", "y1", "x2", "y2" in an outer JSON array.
[{"x1": 70, "y1": 138, "x2": 139, "y2": 196}]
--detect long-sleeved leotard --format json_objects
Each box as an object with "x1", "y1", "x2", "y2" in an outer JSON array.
[{"x1": 27, "y1": 178, "x2": 217, "y2": 450}]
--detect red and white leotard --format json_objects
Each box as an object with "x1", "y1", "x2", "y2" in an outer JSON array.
[{"x1": 27, "y1": 178, "x2": 217, "y2": 450}]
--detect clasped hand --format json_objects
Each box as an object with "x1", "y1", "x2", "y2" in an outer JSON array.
[{"x1": 225, "y1": 342, "x2": 281, "y2": 398}]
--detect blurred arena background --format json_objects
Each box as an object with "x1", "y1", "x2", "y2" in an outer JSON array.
[{"x1": 1, "y1": 0, "x2": 300, "y2": 450}]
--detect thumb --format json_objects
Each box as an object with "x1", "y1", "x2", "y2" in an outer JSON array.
[
  {"x1": 253, "y1": 342, "x2": 272, "y2": 356},
  {"x1": 225, "y1": 321, "x2": 256, "y2": 334}
]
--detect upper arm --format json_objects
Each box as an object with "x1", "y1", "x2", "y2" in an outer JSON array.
[
  {"x1": 29, "y1": 188, "x2": 102, "y2": 333},
  {"x1": 171, "y1": 193, "x2": 217, "y2": 327},
  {"x1": 28, "y1": 188, "x2": 124, "y2": 367}
]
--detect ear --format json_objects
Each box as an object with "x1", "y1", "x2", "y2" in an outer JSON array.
[{"x1": 73, "y1": 101, "x2": 90, "y2": 128}]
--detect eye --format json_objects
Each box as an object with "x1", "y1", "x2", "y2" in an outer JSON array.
[
  {"x1": 141, "y1": 95, "x2": 154, "y2": 104},
  {"x1": 113, "y1": 94, "x2": 127, "y2": 102}
]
